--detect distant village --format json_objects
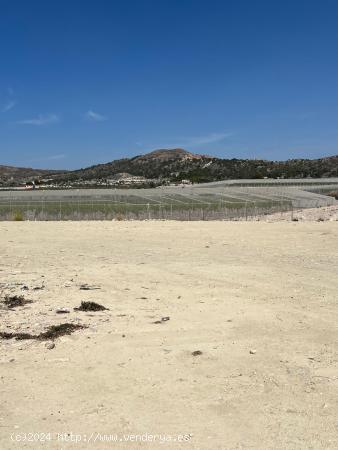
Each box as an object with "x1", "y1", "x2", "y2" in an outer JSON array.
[{"x1": 0, "y1": 172, "x2": 192, "y2": 190}]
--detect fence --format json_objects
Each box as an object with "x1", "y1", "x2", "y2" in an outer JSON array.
[
  {"x1": 0, "y1": 199, "x2": 294, "y2": 221},
  {"x1": 1, "y1": 183, "x2": 336, "y2": 221}
]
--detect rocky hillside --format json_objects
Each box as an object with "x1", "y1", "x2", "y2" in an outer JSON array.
[
  {"x1": 0, "y1": 165, "x2": 61, "y2": 186},
  {"x1": 51, "y1": 149, "x2": 338, "y2": 184},
  {"x1": 2, "y1": 149, "x2": 338, "y2": 186}
]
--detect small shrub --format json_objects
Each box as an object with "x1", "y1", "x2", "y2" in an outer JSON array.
[
  {"x1": 115, "y1": 213, "x2": 125, "y2": 221},
  {"x1": 3, "y1": 295, "x2": 32, "y2": 309},
  {"x1": 13, "y1": 211, "x2": 24, "y2": 221},
  {"x1": 74, "y1": 301, "x2": 108, "y2": 311}
]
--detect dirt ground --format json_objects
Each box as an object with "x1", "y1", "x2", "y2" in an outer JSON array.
[
  {"x1": 255, "y1": 204, "x2": 338, "y2": 222},
  {"x1": 1, "y1": 220, "x2": 338, "y2": 449}
]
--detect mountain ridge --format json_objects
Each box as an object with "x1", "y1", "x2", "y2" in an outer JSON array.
[{"x1": 2, "y1": 149, "x2": 338, "y2": 186}]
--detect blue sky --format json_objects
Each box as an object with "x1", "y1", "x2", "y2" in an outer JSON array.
[{"x1": 1, "y1": 0, "x2": 338, "y2": 169}]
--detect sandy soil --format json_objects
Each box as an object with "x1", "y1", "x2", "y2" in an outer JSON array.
[
  {"x1": 1, "y1": 221, "x2": 338, "y2": 449},
  {"x1": 255, "y1": 204, "x2": 338, "y2": 222}
]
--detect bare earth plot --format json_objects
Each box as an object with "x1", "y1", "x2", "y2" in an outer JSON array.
[
  {"x1": 256, "y1": 204, "x2": 338, "y2": 222},
  {"x1": 0, "y1": 221, "x2": 338, "y2": 449}
]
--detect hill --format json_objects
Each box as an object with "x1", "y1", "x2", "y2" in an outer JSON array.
[
  {"x1": 2, "y1": 149, "x2": 338, "y2": 187},
  {"x1": 50, "y1": 149, "x2": 338, "y2": 186},
  {"x1": 0, "y1": 165, "x2": 62, "y2": 187}
]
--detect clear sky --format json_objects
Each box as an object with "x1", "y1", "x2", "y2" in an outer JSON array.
[{"x1": 1, "y1": 0, "x2": 338, "y2": 169}]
